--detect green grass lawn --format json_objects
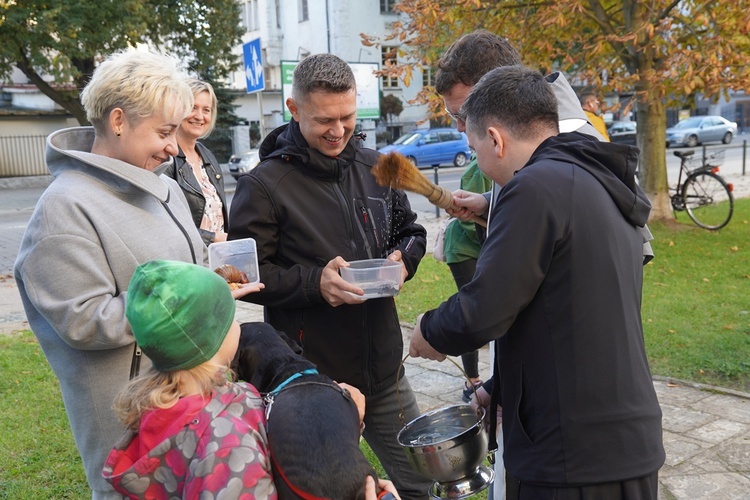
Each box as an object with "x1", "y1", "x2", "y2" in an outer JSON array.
[
  {"x1": 1, "y1": 197, "x2": 748, "y2": 496},
  {"x1": 0, "y1": 334, "x2": 90, "y2": 498},
  {"x1": 641, "y1": 206, "x2": 750, "y2": 390}
]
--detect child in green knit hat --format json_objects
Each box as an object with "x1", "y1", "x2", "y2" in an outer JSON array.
[
  {"x1": 103, "y1": 260, "x2": 399, "y2": 499},
  {"x1": 102, "y1": 259, "x2": 276, "y2": 498}
]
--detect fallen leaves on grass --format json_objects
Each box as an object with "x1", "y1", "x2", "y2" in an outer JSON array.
[{"x1": 418, "y1": 275, "x2": 442, "y2": 283}]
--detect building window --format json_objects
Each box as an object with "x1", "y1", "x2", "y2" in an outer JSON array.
[
  {"x1": 241, "y1": 0, "x2": 259, "y2": 32},
  {"x1": 382, "y1": 46, "x2": 399, "y2": 88},
  {"x1": 380, "y1": 0, "x2": 397, "y2": 13},
  {"x1": 299, "y1": 0, "x2": 309, "y2": 22},
  {"x1": 422, "y1": 66, "x2": 435, "y2": 88}
]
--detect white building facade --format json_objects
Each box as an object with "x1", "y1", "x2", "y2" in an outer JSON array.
[{"x1": 229, "y1": 0, "x2": 430, "y2": 149}]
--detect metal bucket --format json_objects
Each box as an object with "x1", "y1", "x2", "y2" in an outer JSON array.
[
  {"x1": 397, "y1": 404, "x2": 488, "y2": 484},
  {"x1": 395, "y1": 355, "x2": 494, "y2": 498}
]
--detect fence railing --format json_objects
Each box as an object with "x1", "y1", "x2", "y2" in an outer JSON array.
[
  {"x1": 0, "y1": 135, "x2": 48, "y2": 177},
  {"x1": 2, "y1": 133, "x2": 747, "y2": 179},
  {"x1": 699, "y1": 141, "x2": 747, "y2": 176}
]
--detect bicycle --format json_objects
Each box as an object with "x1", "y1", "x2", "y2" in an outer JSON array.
[{"x1": 670, "y1": 149, "x2": 734, "y2": 230}]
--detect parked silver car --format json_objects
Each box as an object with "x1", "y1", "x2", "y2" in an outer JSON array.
[
  {"x1": 227, "y1": 149, "x2": 260, "y2": 179},
  {"x1": 666, "y1": 115, "x2": 738, "y2": 148},
  {"x1": 608, "y1": 121, "x2": 637, "y2": 146}
]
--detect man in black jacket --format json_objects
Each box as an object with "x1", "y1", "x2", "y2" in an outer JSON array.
[
  {"x1": 410, "y1": 66, "x2": 664, "y2": 499},
  {"x1": 229, "y1": 53, "x2": 431, "y2": 499}
]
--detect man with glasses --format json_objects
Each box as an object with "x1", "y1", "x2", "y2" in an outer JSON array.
[
  {"x1": 432, "y1": 30, "x2": 654, "y2": 499},
  {"x1": 412, "y1": 62, "x2": 664, "y2": 500}
]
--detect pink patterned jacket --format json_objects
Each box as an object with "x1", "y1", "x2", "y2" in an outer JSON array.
[{"x1": 103, "y1": 382, "x2": 276, "y2": 499}]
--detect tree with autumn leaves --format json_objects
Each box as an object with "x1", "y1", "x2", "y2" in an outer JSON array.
[
  {"x1": 0, "y1": 0, "x2": 242, "y2": 126},
  {"x1": 363, "y1": 0, "x2": 750, "y2": 221}
]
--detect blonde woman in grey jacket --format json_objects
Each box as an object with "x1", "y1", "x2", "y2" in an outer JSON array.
[{"x1": 13, "y1": 51, "x2": 261, "y2": 499}]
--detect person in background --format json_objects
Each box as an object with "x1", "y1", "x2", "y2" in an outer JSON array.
[
  {"x1": 229, "y1": 53, "x2": 430, "y2": 499},
  {"x1": 165, "y1": 79, "x2": 229, "y2": 245},
  {"x1": 13, "y1": 50, "x2": 258, "y2": 499},
  {"x1": 102, "y1": 260, "x2": 275, "y2": 497},
  {"x1": 580, "y1": 90, "x2": 611, "y2": 141},
  {"x1": 442, "y1": 161, "x2": 492, "y2": 402},
  {"x1": 410, "y1": 64, "x2": 664, "y2": 500}
]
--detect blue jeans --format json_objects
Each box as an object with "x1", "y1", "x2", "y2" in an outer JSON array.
[{"x1": 362, "y1": 375, "x2": 432, "y2": 500}]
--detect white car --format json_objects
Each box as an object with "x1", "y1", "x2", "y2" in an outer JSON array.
[{"x1": 227, "y1": 149, "x2": 260, "y2": 179}]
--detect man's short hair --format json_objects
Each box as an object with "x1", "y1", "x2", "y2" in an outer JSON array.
[
  {"x1": 579, "y1": 91, "x2": 598, "y2": 106},
  {"x1": 435, "y1": 29, "x2": 522, "y2": 95},
  {"x1": 460, "y1": 65, "x2": 559, "y2": 140},
  {"x1": 292, "y1": 53, "x2": 356, "y2": 102}
]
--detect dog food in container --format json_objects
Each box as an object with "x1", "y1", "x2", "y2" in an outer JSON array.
[
  {"x1": 340, "y1": 259, "x2": 401, "y2": 299},
  {"x1": 209, "y1": 238, "x2": 260, "y2": 285}
]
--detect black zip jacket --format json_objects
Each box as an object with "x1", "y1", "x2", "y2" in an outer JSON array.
[
  {"x1": 422, "y1": 133, "x2": 664, "y2": 485},
  {"x1": 228, "y1": 121, "x2": 426, "y2": 395},
  {"x1": 163, "y1": 142, "x2": 228, "y2": 246}
]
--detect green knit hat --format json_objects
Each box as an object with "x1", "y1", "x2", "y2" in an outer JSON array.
[{"x1": 126, "y1": 260, "x2": 236, "y2": 372}]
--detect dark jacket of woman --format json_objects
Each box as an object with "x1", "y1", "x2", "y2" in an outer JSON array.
[{"x1": 164, "y1": 142, "x2": 228, "y2": 246}]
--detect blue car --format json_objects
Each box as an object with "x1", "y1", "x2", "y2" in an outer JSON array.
[{"x1": 378, "y1": 128, "x2": 472, "y2": 168}]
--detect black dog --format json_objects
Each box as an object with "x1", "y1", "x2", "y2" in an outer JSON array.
[{"x1": 232, "y1": 322, "x2": 377, "y2": 500}]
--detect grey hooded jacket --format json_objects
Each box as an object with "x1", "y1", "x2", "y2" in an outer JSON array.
[{"x1": 14, "y1": 127, "x2": 206, "y2": 497}]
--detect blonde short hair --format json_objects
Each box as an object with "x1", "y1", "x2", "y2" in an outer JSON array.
[
  {"x1": 186, "y1": 79, "x2": 218, "y2": 138},
  {"x1": 80, "y1": 50, "x2": 194, "y2": 136}
]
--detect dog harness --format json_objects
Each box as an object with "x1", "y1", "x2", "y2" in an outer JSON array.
[
  {"x1": 270, "y1": 452, "x2": 329, "y2": 500},
  {"x1": 268, "y1": 368, "x2": 319, "y2": 396},
  {"x1": 263, "y1": 369, "x2": 354, "y2": 422}
]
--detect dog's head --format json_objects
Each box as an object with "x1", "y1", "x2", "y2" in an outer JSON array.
[{"x1": 231, "y1": 322, "x2": 313, "y2": 392}]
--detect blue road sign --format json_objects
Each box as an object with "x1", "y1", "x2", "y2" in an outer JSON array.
[{"x1": 243, "y1": 38, "x2": 265, "y2": 94}]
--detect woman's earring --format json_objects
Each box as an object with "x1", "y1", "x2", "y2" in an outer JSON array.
[{"x1": 115, "y1": 129, "x2": 121, "y2": 137}]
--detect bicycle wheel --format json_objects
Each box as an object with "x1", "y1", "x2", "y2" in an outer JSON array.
[{"x1": 680, "y1": 171, "x2": 733, "y2": 230}]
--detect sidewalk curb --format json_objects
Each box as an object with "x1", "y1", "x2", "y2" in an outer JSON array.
[
  {"x1": 0, "y1": 175, "x2": 53, "y2": 189},
  {"x1": 652, "y1": 374, "x2": 750, "y2": 401}
]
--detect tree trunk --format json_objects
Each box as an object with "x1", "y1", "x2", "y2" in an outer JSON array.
[
  {"x1": 636, "y1": 93, "x2": 673, "y2": 222},
  {"x1": 16, "y1": 54, "x2": 89, "y2": 125}
]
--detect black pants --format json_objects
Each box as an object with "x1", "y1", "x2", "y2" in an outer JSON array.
[
  {"x1": 505, "y1": 471, "x2": 659, "y2": 500},
  {"x1": 448, "y1": 258, "x2": 480, "y2": 378}
]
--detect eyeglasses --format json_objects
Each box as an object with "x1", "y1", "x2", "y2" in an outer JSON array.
[{"x1": 444, "y1": 107, "x2": 465, "y2": 124}]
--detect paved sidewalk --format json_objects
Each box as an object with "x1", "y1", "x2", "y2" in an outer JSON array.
[{"x1": 1, "y1": 178, "x2": 749, "y2": 499}]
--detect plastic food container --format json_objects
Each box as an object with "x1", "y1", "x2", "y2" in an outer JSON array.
[
  {"x1": 340, "y1": 259, "x2": 402, "y2": 299},
  {"x1": 208, "y1": 238, "x2": 260, "y2": 284}
]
